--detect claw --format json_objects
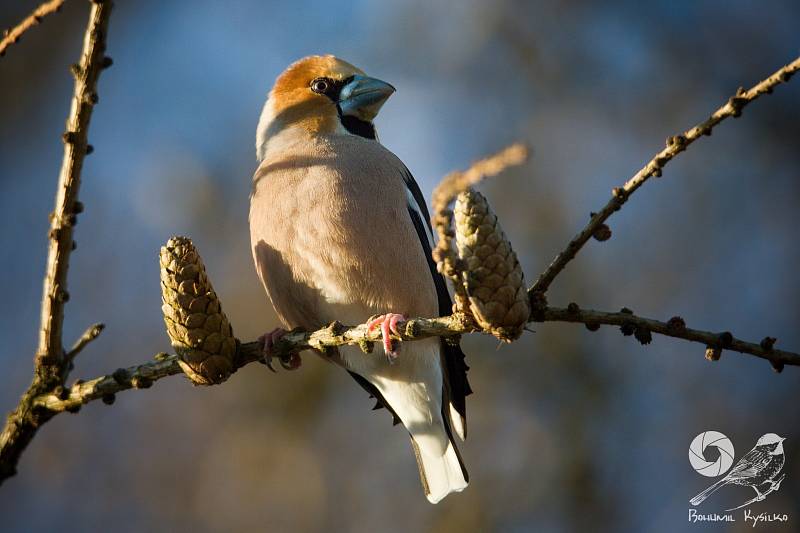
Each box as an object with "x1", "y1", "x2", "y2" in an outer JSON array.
[
  {"x1": 367, "y1": 313, "x2": 406, "y2": 362},
  {"x1": 258, "y1": 327, "x2": 301, "y2": 371}
]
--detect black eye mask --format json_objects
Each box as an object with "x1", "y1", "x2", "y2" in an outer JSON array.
[{"x1": 311, "y1": 76, "x2": 376, "y2": 140}]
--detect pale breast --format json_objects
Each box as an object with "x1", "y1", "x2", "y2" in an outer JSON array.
[{"x1": 249, "y1": 132, "x2": 438, "y2": 330}]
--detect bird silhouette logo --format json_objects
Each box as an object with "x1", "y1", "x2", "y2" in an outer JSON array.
[{"x1": 689, "y1": 432, "x2": 786, "y2": 511}]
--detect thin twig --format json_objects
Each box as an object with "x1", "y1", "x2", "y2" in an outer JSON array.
[
  {"x1": 0, "y1": 0, "x2": 66, "y2": 58},
  {"x1": 31, "y1": 304, "x2": 799, "y2": 412},
  {"x1": 431, "y1": 143, "x2": 530, "y2": 214},
  {"x1": 530, "y1": 56, "x2": 800, "y2": 296},
  {"x1": 540, "y1": 306, "x2": 796, "y2": 372},
  {"x1": 36, "y1": 0, "x2": 111, "y2": 370},
  {"x1": 33, "y1": 315, "x2": 477, "y2": 412},
  {"x1": 0, "y1": 1, "x2": 112, "y2": 485},
  {"x1": 65, "y1": 323, "x2": 105, "y2": 363}
]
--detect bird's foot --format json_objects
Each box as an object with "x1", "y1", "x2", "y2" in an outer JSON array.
[
  {"x1": 258, "y1": 327, "x2": 301, "y2": 371},
  {"x1": 367, "y1": 313, "x2": 406, "y2": 362}
]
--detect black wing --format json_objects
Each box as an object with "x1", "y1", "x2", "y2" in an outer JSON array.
[{"x1": 402, "y1": 166, "x2": 472, "y2": 431}]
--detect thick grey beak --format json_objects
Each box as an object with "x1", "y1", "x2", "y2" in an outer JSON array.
[{"x1": 338, "y1": 74, "x2": 395, "y2": 121}]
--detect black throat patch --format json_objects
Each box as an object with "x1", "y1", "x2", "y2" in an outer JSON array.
[
  {"x1": 318, "y1": 76, "x2": 376, "y2": 140},
  {"x1": 337, "y1": 112, "x2": 376, "y2": 139}
]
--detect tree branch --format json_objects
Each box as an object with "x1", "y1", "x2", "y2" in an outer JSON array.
[
  {"x1": 65, "y1": 322, "x2": 105, "y2": 364},
  {"x1": 0, "y1": 0, "x2": 111, "y2": 485},
  {"x1": 32, "y1": 315, "x2": 476, "y2": 412},
  {"x1": 529, "y1": 56, "x2": 800, "y2": 296},
  {"x1": 0, "y1": 0, "x2": 67, "y2": 58},
  {"x1": 36, "y1": 0, "x2": 111, "y2": 370},
  {"x1": 538, "y1": 306, "x2": 796, "y2": 372},
  {"x1": 30, "y1": 302, "x2": 800, "y2": 413}
]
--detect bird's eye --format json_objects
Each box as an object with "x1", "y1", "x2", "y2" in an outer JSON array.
[{"x1": 310, "y1": 78, "x2": 330, "y2": 94}]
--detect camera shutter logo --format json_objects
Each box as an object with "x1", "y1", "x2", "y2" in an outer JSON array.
[
  {"x1": 689, "y1": 432, "x2": 787, "y2": 511},
  {"x1": 689, "y1": 431, "x2": 735, "y2": 477}
]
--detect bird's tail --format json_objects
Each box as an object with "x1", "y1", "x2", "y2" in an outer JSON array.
[
  {"x1": 410, "y1": 432, "x2": 468, "y2": 504},
  {"x1": 690, "y1": 477, "x2": 728, "y2": 506},
  {"x1": 356, "y1": 338, "x2": 469, "y2": 503}
]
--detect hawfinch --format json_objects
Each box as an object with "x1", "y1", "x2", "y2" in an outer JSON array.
[{"x1": 249, "y1": 55, "x2": 471, "y2": 503}]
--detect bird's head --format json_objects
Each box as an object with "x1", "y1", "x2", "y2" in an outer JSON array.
[
  {"x1": 756, "y1": 433, "x2": 786, "y2": 455},
  {"x1": 256, "y1": 55, "x2": 395, "y2": 160}
]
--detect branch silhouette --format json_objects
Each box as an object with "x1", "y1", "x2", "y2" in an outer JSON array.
[
  {"x1": 0, "y1": 1, "x2": 797, "y2": 487},
  {"x1": 0, "y1": 0, "x2": 67, "y2": 58}
]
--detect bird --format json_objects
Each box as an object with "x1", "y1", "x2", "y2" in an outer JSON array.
[
  {"x1": 248, "y1": 55, "x2": 471, "y2": 503},
  {"x1": 690, "y1": 433, "x2": 786, "y2": 507}
]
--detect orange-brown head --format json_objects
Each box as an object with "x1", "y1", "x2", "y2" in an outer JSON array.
[{"x1": 256, "y1": 55, "x2": 395, "y2": 159}]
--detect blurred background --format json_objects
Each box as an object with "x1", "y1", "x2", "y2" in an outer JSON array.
[{"x1": 1, "y1": 0, "x2": 798, "y2": 531}]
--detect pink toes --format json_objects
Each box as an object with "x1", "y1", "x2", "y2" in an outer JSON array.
[
  {"x1": 258, "y1": 327, "x2": 301, "y2": 371},
  {"x1": 367, "y1": 313, "x2": 406, "y2": 361},
  {"x1": 387, "y1": 314, "x2": 403, "y2": 337}
]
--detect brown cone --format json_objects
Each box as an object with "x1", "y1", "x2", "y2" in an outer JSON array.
[
  {"x1": 454, "y1": 189, "x2": 530, "y2": 341},
  {"x1": 160, "y1": 236, "x2": 237, "y2": 385}
]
